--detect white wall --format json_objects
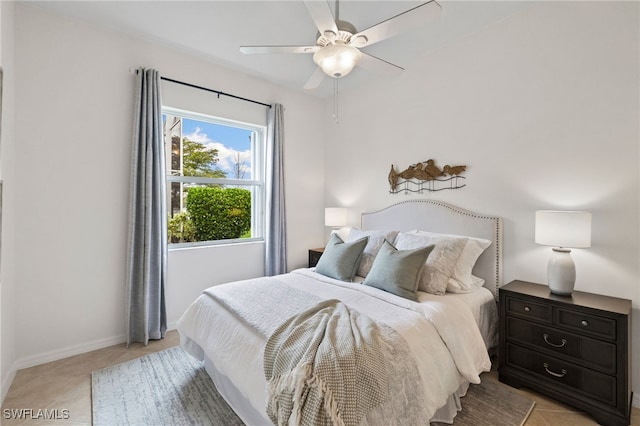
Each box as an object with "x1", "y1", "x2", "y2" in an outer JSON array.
[
  {"x1": 324, "y1": 1, "x2": 640, "y2": 402},
  {"x1": 0, "y1": 0, "x2": 16, "y2": 403},
  {"x1": 5, "y1": 2, "x2": 324, "y2": 377}
]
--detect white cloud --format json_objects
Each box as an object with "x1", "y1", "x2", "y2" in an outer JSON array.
[{"x1": 185, "y1": 127, "x2": 253, "y2": 179}]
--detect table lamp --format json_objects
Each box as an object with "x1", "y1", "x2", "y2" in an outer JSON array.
[
  {"x1": 535, "y1": 210, "x2": 591, "y2": 295},
  {"x1": 324, "y1": 207, "x2": 347, "y2": 229}
]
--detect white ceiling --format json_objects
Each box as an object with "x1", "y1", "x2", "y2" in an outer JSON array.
[{"x1": 29, "y1": 0, "x2": 531, "y2": 98}]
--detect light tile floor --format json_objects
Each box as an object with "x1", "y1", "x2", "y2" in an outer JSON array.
[
  {"x1": 1, "y1": 330, "x2": 638, "y2": 425},
  {"x1": 1, "y1": 331, "x2": 180, "y2": 425},
  {"x1": 484, "y1": 366, "x2": 640, "y2": 426}
]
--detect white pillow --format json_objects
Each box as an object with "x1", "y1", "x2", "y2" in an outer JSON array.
[
  {"x1": 394, "y1": 232, "x2": 467, "y2": 295},
  {"x1": 347, "y1": 228, "x2": 399, "y2": 277},
  {"x1": 410, "y1": 230, "x2": 491, "y2": 291},
  {"x1": 447, "y1": 275, "x2": 486, "y2": 293}
]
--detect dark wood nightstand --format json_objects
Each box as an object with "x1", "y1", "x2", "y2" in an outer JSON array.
[
  {"x1": 308, "y1": 247, "x2": 324, "y2": 268},
  {"x1": 499, "y1": 280, "x2": 632, "y2": 426}
]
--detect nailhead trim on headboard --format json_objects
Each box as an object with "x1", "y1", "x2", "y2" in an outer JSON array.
[{"x1": 361, "y1": 200, "x2": 503, "y2": 300}]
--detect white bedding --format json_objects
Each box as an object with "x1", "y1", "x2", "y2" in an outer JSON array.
[
  {"x1": 418, "y1": 287, "x2": 498, "y2": 352},
  {"x1": 178, "y1": 268, "x2": 495, "y2": 425},
  {"x1": 354, "y1": 273, "x2": 498, "y2": 351}
]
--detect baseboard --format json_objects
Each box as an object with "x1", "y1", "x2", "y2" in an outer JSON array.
[
  {"x1": 4, "y1": 324, "x2": 180, "y2": 394},
  {"x1": 12, "y1": 334, "x2": 127, "y2": 371},
  {"x1": 1, "y1": 363, "x2": 17, "y2": 404},
  {"x1": 633, "y1": 392, "x2": 640, "y2": 408},
  {"x1": 11, "y1": 325, "x2": 179, "y2": 372}
]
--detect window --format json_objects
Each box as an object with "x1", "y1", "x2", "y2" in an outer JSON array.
[{"x1": 163, "y1": 107, "x2": 265, "y2": 247}]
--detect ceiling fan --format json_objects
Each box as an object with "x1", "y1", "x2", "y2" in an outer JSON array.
[{"x1": 240, "y1": 0, "x2": 442, "y2": 89}]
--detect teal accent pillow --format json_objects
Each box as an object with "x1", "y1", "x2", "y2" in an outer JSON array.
[
  {"x1": 315, "y1": 234, "x2": 369, "y2": 282},
  {"x1": 363, "y1": 240, "x2": 435, "y2": 301}
]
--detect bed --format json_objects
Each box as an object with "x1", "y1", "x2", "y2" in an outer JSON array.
[{"x1": 178, "y1": 200, "x2": 503, "y2": 425}]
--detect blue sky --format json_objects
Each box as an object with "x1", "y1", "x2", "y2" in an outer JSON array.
[
  {"x1": 181, "y1": 118, "x2": 253, "y2": 178},
  {"x1": 183, "y1": 119, "x2": 251, "y2": 152}
]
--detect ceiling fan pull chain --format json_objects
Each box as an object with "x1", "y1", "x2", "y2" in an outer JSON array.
[{"x1": 333, "y1": 78, "x2": 339, "y2": 124}]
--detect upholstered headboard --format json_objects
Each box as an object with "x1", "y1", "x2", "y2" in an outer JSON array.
[{"x1": 361, "y1": 200, "x2": 503, "y2": 299}]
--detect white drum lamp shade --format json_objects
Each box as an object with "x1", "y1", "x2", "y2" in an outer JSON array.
[
  {"x1": 325, "y1": 207, "x2": 347, "y2": 228},
  {"x1": 535, "y1": 211, "x2": 591, "y2": 295}
]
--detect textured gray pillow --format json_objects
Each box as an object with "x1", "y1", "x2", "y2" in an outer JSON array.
[
  {"x1": 315, "y1": 234, "x2": 369, "y2": 282},
  {"x1": 363, "y1": 240, "x2": 434, "y2": 301},
  {"x1": 347, "y1": 228, "x2": 400, "y2": 278}
]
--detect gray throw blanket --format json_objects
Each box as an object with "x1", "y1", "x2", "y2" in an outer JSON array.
[{"x1": 264, "y1": 299, "x2": 388, "y2": 426}]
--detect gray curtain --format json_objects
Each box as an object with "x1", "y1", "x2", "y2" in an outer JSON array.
[
  {"x1": 265, "y1": 103, "x2": 287, "y2": 276},
  {"x1": 126, "y1": 68, "x2": 167, "y2": 345}
]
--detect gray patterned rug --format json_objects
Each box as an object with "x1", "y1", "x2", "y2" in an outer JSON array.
[
  {"x1": 91, "y1": 346, "x2": 244, "y2": 426},
  {"x1": 433, "y1": 377, "x2": 535, "y2": 426},
  {"x1": 92, "y1": 346, "x2": 534, "y2": 426}
]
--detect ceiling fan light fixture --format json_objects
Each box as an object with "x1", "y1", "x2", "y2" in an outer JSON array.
[{"x1": 313, "y1": 43, "x2": 361, "y2": 78}]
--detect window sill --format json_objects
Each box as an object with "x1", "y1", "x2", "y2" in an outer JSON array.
[{"x1": 168, "y1": 238, "x2": 264, "y2": 252}]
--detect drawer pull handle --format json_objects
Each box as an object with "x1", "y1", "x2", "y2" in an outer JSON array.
[
  {"x1": 543, "y1": 363, "x2": 567, "y2": 378},
  {"x1": 581, "y1": 320, "x2": 589, "y2": 327},
  {"x1": 524, "y1": 306, "x2": 531, "y2": 312},
  {"x1": 543, "y1": 334, "x2": 567, "y2": 348}
]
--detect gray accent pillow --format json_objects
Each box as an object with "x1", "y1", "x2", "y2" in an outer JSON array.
[
  {"x1": 347, "y1": 228, "x2": 400, "y2": 278},
  {"x1": 315, "y1": 234, "x2": 369, "y2": 282},
  {"x1": 363, "y1": 241, "x2": 435, "y2": 301}
]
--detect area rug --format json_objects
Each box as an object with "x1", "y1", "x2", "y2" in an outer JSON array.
[
  {"x1": 91, "y1": 346, "x2": 243, "y2": 426},
  {"x1": 433, "y1": 377, "x2": 535, "y2": 426},
  {"x1": 92, "y1": 346, "x2": 534, "y2": 426}
]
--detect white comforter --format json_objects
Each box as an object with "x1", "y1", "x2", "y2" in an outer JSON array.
[{"x1": 177, "y1": 269, "x2": 491, "y2": 424}]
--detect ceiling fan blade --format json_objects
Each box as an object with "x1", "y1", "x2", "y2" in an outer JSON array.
[
  {"x1": 357, "y1": 52, "x2": 404, "y2": 76},
  {"x1": 303, "y1": 0, "x2": 338, "y2": 37},
  {"x1": 240, "y1": 45, "x2": 319, "y2": 54},
  {"x1": 304, "y1": 67, "x2": 326, "y2": 89},
  {"x1": 352, "y1": 0, "x2": 442, "y2": 48}
]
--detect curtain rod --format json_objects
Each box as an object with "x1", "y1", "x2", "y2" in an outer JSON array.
[
  {"x1": 132, "y1": 69, "x2": 271, "y2": 108},
  {"x1": 161, "y1": 76, "x2": 271, "y2": 109}
]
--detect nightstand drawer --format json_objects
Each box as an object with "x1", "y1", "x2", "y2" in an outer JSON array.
[
  {"x1": 506, "y1": 316, "x2": 616, "y2": 374},
  {"x1": 505, "y1": 296, "x2": 552, "y2": 323},
  {"x1": 505, "y1": 343, "x2": 617, "y2": 406},
  {"x1": 555, "y1": 307, "x2": 617, "y2": 341}
]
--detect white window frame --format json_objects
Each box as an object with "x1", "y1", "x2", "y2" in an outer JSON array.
[{"x1": 163, "y1": 106, "x2": 266, "y2": 249}]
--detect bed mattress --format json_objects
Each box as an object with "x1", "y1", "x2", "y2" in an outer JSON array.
[{"x1": 178, "y1": 268, "x2": 497, "y2": 425}]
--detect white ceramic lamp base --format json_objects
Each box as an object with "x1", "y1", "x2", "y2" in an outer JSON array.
[{"x1": 547, "y1": 248, "x2": 576, "y2": 295}]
